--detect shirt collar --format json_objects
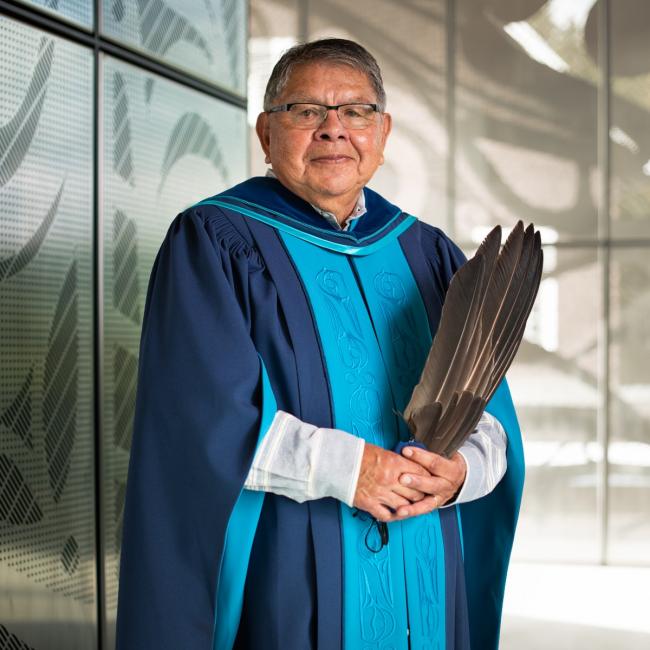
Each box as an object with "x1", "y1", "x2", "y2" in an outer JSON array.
[{"x1": 265, "y1": 168, "x2": 366, "y2": 232}]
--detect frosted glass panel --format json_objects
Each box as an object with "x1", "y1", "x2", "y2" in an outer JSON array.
[
  {"x1": 610, "y1": 3, "x2": 650, "y2": 239},
  {"x1": 102, "y1": 0, "x2": 247, "y2": 94},
  {"x1": 0, "y1": 16, "x2": 95, "y2": 650},
  {"x1": 608, "y1": 248, "x2": 650, "y2": 564},
  {"x1": 455, "y1": 0, "x2": 600, "y2": 244},
  {"x1": 101, "y1": 53, "x2": 247, "y2": 648},
  {"x1": 14, "y1": 0, "x2": 93, "y2": 29},
  {"x1": 249, "y1": 0, "x2": 300, "y2": 177},
  {"x1": 509, "y1": 246, "x2": 601, "y2": 562}
]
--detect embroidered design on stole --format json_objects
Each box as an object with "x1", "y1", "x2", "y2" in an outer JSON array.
[
  {"x1": 370, "y1": 267, "x2": 444, "y2": 647},
  {"x1": 316, "y1": 267, "x2": 397, "y2": 645},
  {"x1": 372, "y1": 270, "x2": 423, "y2": 389}
]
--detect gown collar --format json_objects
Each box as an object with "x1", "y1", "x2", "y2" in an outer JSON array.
[{"x1": 193, "y1": 176, "x2": 415, "y2": 256}]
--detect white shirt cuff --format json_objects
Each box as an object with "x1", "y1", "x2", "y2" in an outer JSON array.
[
  {"x1": 243, "y1": 410, "x2": 364, "y2": 506},
  {"x1": 441, "y1": 411, "x2": 508, "y2": 506}
]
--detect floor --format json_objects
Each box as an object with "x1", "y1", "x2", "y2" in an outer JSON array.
[{"x1": 500, "y1": 563, "x2": 650, "y2": 649}]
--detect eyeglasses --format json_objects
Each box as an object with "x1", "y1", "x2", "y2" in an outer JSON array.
[{"x1": 267, "y1": 102, "x2": 380, "y2": 130}]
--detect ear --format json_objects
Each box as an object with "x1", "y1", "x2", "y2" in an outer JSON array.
[
  {"x1": 378, "y1": 112, "x2": 392, "y2": 165},
  {"x1": 256, "y1": 112, "x2": 272, "y2": 164}
]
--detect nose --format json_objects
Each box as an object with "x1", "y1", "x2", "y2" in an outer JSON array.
[{"x1": 314, "y1": 108, "x2": 350, "y2": 141}]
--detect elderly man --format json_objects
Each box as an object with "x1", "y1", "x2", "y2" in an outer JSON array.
[{"x1": 116, "y1": 39, "x2": 524, "y2": 650}]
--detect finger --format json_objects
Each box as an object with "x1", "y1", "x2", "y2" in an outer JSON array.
[
  {"x1": 401, "y1": 446, "x2": 454, "y2": 476},
  {"x1": 399, "y1": 473, "x2": 450, "y2": 496},
  {"x1": 392, "y1": 484, "x2": 426, "y2": 502},
  {"x1": 373, "y1": 503, "x2": 401, "y2": 523},
  {"x1": 381, "y1": 492, "x2": 411, "y2": 512},
  {"x1": 367, "y1": 504, "x2": 390, "y2": 522},
  {"x1": 396, "y1": 494, "x2": 440, "y2": 518}
]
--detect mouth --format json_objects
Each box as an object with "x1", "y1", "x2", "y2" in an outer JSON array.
[{"x1": 309, "y1": 155, "x2": 353, "y2": 164}]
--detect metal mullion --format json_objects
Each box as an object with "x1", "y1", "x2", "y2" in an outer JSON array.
[
  {"x1": 445, "y1": 0, "x2": 456, "y2": 239},
  {"x1": 298, "y1": 0, "x2": 309, "y2": 43},
  {"x1": 92, "y1": 0, "x2": 106, "y2": 644},
  {"x1": 596, "y1": 0, "x2": 611, "y2": 567},
  {"x1": 98, "y1": 35, "x2": 246, "y2": 108}
]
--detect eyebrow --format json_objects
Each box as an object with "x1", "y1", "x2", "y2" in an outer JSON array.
[{"x1": 286, "y1": 96, "x2": 374, "y2": 104}]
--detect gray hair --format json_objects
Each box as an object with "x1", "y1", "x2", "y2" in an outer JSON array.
[{"x1": 263, "y1": 38, "x2": 386, "y2": 112}]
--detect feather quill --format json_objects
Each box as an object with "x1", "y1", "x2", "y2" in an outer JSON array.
[{"x1": 403, "y1": 221, "x2": 543, "y2": 456}]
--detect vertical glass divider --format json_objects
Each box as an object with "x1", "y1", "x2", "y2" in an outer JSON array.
[
  {"x1": 299, "y1": 0, "x2": 309, "y2": 43},
  {"x1": 93, "y1": 26, "x2": 107, "y2": 650},
  {"x1": 445, "y1": 0, "x2": 455, "y2": 239},
  {"x1": 596, "y1": 0, "x2": 611, "y2": 567}
]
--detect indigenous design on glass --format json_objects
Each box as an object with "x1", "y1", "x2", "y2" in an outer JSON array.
[
  {"x1": 113, "y1": 72, "x2": 136, "y2": 187},
  {"x1": 43, "y1": 261, "x2": 79, "y2": 504},
  {"x1": 222, "y1": 0, "x2": 245, "y2": 90},
  {"x1": 101, "y1": 55, "x2": 246, "y2": 630},
  {"x1": 0, "y1": 454, "x2": 43, "y2": 524},
  {"x1": 113, "y1": 345, "x2": 138, "y2": 452},
  {"x1": 14, "y1": 0, "x2": 93, "y2": 28},
  {"x1": 61, "y1": 534, "x2": 80, "y2": 575},
  {"x1": 0, "y1": 183, "x2": 63, "y2": 282},
  {"x1": 102, "y1": 0, "x2": 246, "y2": 93},
  {"x1": 0, "y1": 624, "x2": 37, "y2": 650},
  {"x1": 0, "y1": 18, "x2": 96, "y2": 642},
  {"x1": 113, "y1": 210, "x2": 141, "y2": 324},
  {"x1": 1, "y1": 368, "x2": 33, "y2": 449},
  {"x1": 132, "y1": 0, "x2": 212, "y2": 63},
  {"x1": 159, "y1": 112, "x2": 229, "y2": 193},
  {"x1": 0, "y1": 37, "x2": 53, "y2": 187}
]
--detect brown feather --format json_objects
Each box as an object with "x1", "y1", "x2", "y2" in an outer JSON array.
[
  {"x1": 404, "y1": 221, "x2": 543, "y2": 457},
  {"x1": 404, "y1": 226, "x2": 500, "y2": 422}
]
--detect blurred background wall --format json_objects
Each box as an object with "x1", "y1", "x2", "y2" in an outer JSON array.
[{"x1": 1, "y1": 0, "x2": 648, "y2": 648}]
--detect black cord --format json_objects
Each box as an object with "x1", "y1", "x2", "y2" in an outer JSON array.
[{"x1": 352, "y1": 509, "x2": 389, "y2": 553}]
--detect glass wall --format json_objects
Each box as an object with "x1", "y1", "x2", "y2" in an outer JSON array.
[
  {"x1": 101, "y1": 54, "x2": 246, "y2": 649},
  {"x1": 248, "y1": 0, "x2": 650, "y2": 569},
  {"x1": 14, "y1": 0, "x2": 93, "y2": 29},
  {"x1": 0, "y1": 3, "x2": 247, "y2": 649},
  {"x1": 0, "y1": 16, "x2": 95, "y2": 650},
  {"x1": 608, "y1": 1, "x2": 650, "y2": 564},
  {"x1": 454, "y1": 0, "x2": 605, "y2": 564},
  {"x1": 102, "y1": 0, "x2": 246, "y2": 93}
]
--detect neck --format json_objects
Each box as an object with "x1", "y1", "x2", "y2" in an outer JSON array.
[
  {"x1": 310, "y1": 194, "x2": 359, "y2": 224},
  {"x1": 265, "y1": 169, "x2": 361, "y2": 225}
]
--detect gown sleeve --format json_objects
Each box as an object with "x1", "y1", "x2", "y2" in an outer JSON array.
[
  {"x1": 115, "y1": 208, "x2": 274, "y2": 649},
  {"x1": 421, "y1": 222, "x2": 526, "y2": 650}
]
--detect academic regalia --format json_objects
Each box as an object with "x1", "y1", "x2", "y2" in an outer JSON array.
[{"x1": 115, "y1": 177, "x2": 525, "y2": 650}]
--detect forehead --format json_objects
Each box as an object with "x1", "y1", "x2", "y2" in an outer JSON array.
[{"x1": 278, "y1": 61, "x2": 377, "y2": 102}]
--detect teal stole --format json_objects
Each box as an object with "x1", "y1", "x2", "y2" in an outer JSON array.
[{"x1": 280, "y1": 230, "x2": 448, "y2": 649}]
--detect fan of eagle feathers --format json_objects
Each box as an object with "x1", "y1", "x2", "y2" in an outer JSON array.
[{"x1": 401, "y1": 221, "x2": 543, "y2": 458}]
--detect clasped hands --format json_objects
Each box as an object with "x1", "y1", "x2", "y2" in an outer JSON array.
[{"x1": 352, "y1": 442, "x2": 467, "y2": 523}]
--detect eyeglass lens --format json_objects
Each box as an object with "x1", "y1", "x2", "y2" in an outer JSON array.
[{"x1": 287, "y1": 103, "x2": 376, "y2": 129}]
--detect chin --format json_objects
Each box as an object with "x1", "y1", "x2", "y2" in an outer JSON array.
[{"x1": 310, "y1": 175, "x2": 359, "y2": 197}]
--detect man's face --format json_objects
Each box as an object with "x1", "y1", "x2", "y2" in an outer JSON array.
[{"x1": 256, "y1": 61, "x2": 392, "y2": 207}]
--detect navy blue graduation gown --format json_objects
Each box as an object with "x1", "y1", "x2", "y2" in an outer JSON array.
[{"x1": 115, "y1": 177, "x2": 525, "y2": 650}]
